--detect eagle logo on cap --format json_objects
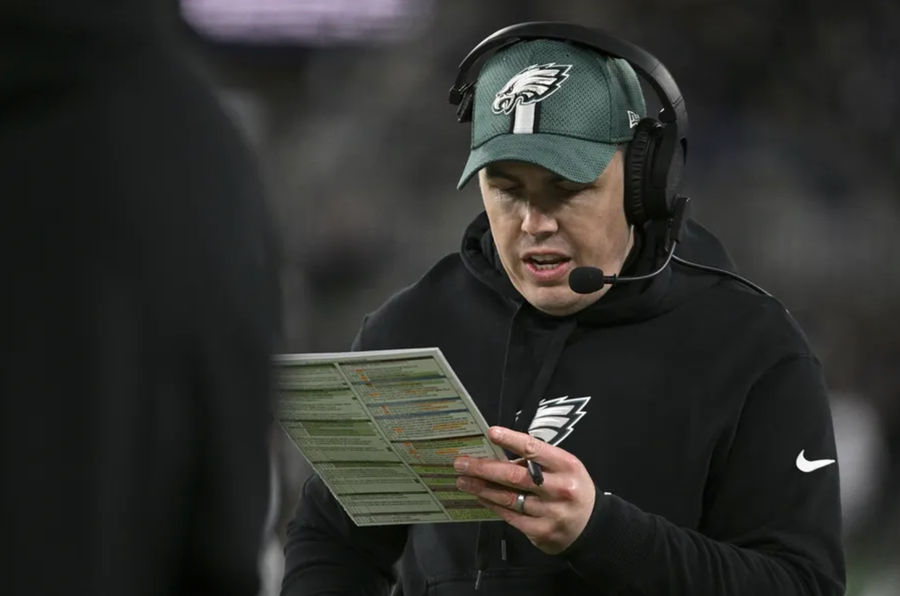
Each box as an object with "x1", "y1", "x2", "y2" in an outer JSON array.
[{"x1": 491, "y1": 63, "x2": 572, "y2": 115}]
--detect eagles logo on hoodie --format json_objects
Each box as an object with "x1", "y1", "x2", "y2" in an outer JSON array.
[{"x1": 518, "y1": 395, "x2": 591, "y2": 446}]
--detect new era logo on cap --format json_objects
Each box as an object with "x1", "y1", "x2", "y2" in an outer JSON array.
[{"x1": 627, "y1": 110, "x2": 641, "y2": 128}]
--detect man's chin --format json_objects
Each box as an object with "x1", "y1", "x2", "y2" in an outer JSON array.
[{"x1": 525, "y1": 288, "x2": 598, "y2": 318}]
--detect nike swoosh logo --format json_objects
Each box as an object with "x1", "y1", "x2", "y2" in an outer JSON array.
[{"x1": 795, "y1": 449, "x2": 835, "y2": 473}]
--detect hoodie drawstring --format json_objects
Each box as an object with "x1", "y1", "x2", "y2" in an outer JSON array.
[
  {"x1": 473, "y1": 307, "x2": 577, "y2": 588},
  {"x1": 511, "y1": 315, "x2": 577, "y2": 437}
]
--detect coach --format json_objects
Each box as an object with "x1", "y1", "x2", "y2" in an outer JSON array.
[{"x1": 282, "y1": 23, "x2": 844, "y2": 596}]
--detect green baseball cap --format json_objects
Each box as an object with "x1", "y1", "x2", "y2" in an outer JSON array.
[{"x1": 457, "y1": 39, "x2": 646, "y2": 189}]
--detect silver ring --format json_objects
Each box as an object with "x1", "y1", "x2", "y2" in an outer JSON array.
[{"x1": 514, "y1": 492, "x2": 527, "y2": 514}]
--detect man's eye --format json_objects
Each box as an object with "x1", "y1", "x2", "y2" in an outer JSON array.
[
  {"x1": 494, "y1": 186, "x2": 520, "y2": 198},
  {"x1": 556, "y1": 184, "x2": 588, "y2": 195}
]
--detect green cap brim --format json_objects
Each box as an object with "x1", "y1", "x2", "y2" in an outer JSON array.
[{"x1": 457, "y1": 133, "x2": 618, "y2": 189}]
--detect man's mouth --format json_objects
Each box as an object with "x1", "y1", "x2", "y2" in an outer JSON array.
[
  {"x1": 522, "y1": 253, "x2": 573, "y2": 281},
  {"x1": 525, "y1": 254, "x2": 570, "y2": 270}
]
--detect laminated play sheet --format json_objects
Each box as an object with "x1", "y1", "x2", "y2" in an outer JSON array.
[{"x1": 274, "y1": 348, "x2": 506, "y2": 526}]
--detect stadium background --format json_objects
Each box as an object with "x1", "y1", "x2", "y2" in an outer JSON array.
[{"x1": 179, "y1": 1, "x2": 899, "y2": 594}]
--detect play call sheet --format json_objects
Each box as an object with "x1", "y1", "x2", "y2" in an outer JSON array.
[{"x1": 275, "y1": 348, "x2": 507, "y2": 526}]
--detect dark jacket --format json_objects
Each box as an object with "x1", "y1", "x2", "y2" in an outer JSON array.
[
  {"x1": 1, "y1": 2, "x2": 279, "y2": 594},
  {"x1": 283, "y1": 213, "x2": 844, "y2": 596}
]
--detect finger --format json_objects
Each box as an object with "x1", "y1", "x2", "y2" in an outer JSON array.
[
  {"x1": 456, "y1": 476, "x2": 546, "y2": 517},
  {"x1": 475, "y1": 496, "x2": 552, "y2": 537},
  {"x1": 458, "y1": 467, "x2": 581, "y2": 503},
  {"x1": 488, "y1": 426, "x2": 578, "y2": 471},
  {"x1": 455, "y1": 456, "x2": 534, "y2": 491}
]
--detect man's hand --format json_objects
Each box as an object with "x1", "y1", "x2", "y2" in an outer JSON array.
[{"x1": 454, "y1": 426, "x2": 595, "y2": 555}]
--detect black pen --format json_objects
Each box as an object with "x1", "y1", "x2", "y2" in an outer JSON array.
[{"x1": 526, "y1": 459, "x2": 544, "y2": 486}]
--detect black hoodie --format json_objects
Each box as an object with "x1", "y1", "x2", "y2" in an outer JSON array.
[{"x1": 283, "y1": 213, "x2": 844, "y2": 596}]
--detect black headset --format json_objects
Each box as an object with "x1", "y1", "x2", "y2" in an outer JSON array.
[
  {"x1": 450, "y1": 22, "x2": 772, "y2": 298},
  {"x1": 449, "y1": 21, "x2": 687, "y2": 228}
]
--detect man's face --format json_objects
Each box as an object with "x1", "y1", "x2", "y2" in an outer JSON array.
[{"x1": 478, "y1": 151, "x2": 632, "y2": 317}]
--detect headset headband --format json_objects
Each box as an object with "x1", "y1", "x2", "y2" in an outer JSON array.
[{"x1": 449, "y1": 21, "x2": 688, "y2": 151}]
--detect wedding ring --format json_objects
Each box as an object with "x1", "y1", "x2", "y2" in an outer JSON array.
[{"x1": 514, "y1": 492, "x2": 527, "y2": 514}]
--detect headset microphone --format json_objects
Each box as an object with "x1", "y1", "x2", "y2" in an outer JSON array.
[
  {"x1": 568, "y1": 195, "x2": 772, "y2": 297},
  {"x1": 569, "y1": 243, "x2": 676, "y2": 293},
  {"x1": 569, "y1": 196, "x2": 689, "y2": 294}
]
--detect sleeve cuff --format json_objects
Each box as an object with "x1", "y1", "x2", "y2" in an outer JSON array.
[{"x1": 560, "y1": 485, "x2": 610, "y2": 561}]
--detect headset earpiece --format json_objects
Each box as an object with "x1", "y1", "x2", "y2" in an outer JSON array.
[
  {"x1": 624, "y1": 113, "x2": 687, "y2": 225},
  {"x1": 624, "y1": 118, "x2": 660, "y2": 226}
]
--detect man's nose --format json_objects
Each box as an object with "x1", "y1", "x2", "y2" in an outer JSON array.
[{"x1": 520, "y1": 201, "x2": 558, "y2": 237}]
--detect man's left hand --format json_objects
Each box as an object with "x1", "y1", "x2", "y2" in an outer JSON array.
[{"x1": 454, "y1": 426, "x2": 595, "y2": 555}]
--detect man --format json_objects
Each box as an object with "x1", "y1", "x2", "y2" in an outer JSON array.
[
  {"x1": 1, "y1": 1, "x2": 278, "y2": 594},
  {"x1": 282, "y1": 30, "x2": 844, "y2": 595}
]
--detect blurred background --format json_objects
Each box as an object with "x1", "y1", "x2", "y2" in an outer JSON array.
[{"x1": 183, "y1": 0, "x2": 896, "y2": 593}]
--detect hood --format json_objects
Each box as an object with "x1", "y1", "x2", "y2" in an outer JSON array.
[{"x1": 460, "y1": 210, "x2": 737, "y2": 326}]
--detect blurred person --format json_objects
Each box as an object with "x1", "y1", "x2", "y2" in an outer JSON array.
[
  {"x1": 281, "y1": 23, "x2": 844, "y2": 595},
  {"x1": 1, "y1": 1, "x2": 278, "y2": 595}
]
